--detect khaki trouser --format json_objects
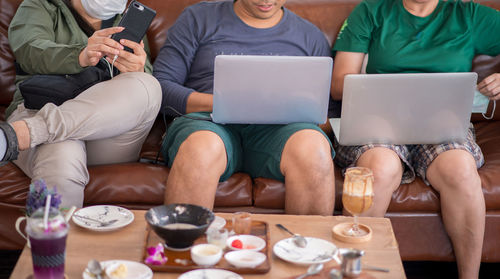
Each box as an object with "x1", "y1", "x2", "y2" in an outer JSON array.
[{"x1": 8, "y1": 72, "x2": 162, "y2": 207}]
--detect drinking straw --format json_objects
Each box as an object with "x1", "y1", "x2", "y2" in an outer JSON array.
[
  {"x1": 43, "y1": 194, "x2": 51, "y2": 230},
  {"x1": 64, "y1": 206, "x2": 77, "y2": 223}
]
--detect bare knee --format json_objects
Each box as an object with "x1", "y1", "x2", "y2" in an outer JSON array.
[
  {"x1": 428, "y1": 150, "x2": 481, "y2": 194},
  {"x1": 281, "y1": 130, "x2": 333, "y2": 175},
  {"x1": 358, "y1": 147, "x2": 402, "y2": 189},
  {"x1": 177, "y1": 131, "x2": 227, "y2": 171}
]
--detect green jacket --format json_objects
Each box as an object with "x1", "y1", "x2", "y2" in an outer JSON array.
[{"x1": 6, "y1": 0, "x2": 154, "y2": 118}]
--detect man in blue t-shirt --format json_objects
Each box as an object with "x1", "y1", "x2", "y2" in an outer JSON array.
[{"x1": 153, "y1": 0, "x2": 335, "y2": 215}]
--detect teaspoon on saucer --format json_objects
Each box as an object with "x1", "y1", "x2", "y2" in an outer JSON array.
[{"x1": 276, "y1": 224, "x2": 308, "y2": 248}]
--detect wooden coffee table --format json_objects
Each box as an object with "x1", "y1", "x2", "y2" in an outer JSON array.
[{"x1": 10, "y1": 211, "x2": 406, "y2": 278}]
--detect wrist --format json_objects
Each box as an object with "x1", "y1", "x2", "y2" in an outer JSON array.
[{"x1": 78, "y1": 50, "x2": 87, "y2": 67}]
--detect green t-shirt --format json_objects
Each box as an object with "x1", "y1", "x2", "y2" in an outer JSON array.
[{"x1": 333, "y1": 0, "x2": 500, "y2": 74}]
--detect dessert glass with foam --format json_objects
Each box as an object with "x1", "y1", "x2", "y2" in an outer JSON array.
[{"x1": 342, "y1": 167, "x2": 374, "y2": 236}]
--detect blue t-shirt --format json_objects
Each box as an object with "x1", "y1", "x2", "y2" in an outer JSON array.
[{"x1": 153, "y1": 1, "x2": 331, "y2": 115}]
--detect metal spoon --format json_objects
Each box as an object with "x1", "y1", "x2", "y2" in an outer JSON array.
[
  {"x1": 87, "y1": 259, "x2": 103, "y2": 279},
  {"x1": 363, "y1": 264, "x2": 390, "y2": 273},
  {"x1": 276, "y1": 224, "x2": 308, "y2": 248},
  {"x1": 296, "y1": 263, "x2": 324, "y2": 279},
  {"x1": 74, "y1": 214, "x2": 118, "y2": 227}
]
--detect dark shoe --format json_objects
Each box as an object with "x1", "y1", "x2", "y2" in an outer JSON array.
[{"x1": 0, "y1": 122, "x2": 19, "y2": 164}]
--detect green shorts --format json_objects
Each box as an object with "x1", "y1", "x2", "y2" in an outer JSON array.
[{"x1": 161, "y1": 112, "x2": 335, "y2": 182}]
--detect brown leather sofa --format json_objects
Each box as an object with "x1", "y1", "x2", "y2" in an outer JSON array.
[{"x1": 1, "y1": 0, "x2": 499, "y2": 263}]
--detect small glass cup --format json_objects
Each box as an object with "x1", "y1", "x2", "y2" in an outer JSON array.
[
  {"x1": 232, "y1": 212, "x2": 251, "y2": 234},
  {"x1": 206, "y1": 228, "x2": 228, "y2": 249}
]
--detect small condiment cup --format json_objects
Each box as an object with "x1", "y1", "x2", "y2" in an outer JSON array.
[
  {"x1": 232, "y1": 212, "x2": 251, "y2": 234},
  {"x1": 190, "y1": 244, "x2": 222, "y2": 266},
  {"x1": 206, "y1": 228, "x2": 228, "y2": 249}
]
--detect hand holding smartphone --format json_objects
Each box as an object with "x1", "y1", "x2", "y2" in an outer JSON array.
[{"x1": 111, "y1": 1, "x2": 156, "y2": 53}]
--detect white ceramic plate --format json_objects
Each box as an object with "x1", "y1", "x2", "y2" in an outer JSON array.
[
  {"x1": 82, "y1": 260, "x2": 152, "y2": 279},
  {"x1": 208, "y1": 215, "x2": 227, "y2": 231},
  {"x1": 273, "y1": 237, "x2": 338, "y2": 265},
  {"x1": 224, "y1": 250, "x2": 267, "y2": 268},
  {"x1": 72, "y1": 205, "x2": 134, "y2": 232},
  {"x1": 226, "y1": 235, "x2": 266, "y2": 251},
  {"x1": 178, "y1": 269, "x2": 242, "y2": 279}
]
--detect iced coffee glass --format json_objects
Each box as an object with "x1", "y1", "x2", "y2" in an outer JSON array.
[
  {"x1": 342, "y1": 167, "x2": 374, "y2": 236},
  {"x1": 27, "y1": 207, "x2": 69, "y2": 279}
]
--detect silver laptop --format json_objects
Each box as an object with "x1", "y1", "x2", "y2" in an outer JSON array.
[
  {"x1": 211, "y1": 55, "x2": 333, "y2": 124},
  {"x1": 337, "y1": 72, "x2": 477, "y2": 145}
]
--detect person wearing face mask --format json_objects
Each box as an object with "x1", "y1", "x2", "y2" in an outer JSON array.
[
  {"x1": 0, "y1": 0, "x2": 162, "y2": 207},
  {"x1": 331, "y1": 0, "x2": 499, "y2": 278},
  {"x1": 153, "y1": 0, "x2": 336, "y2": 215}
]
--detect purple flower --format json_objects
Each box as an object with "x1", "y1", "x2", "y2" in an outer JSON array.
[
  {"x1": 144, "y1": 243, "x2": 167, "y2": 265},
  {"x1": 25, "y1": 179, "x2": 62, "y2": 216}
]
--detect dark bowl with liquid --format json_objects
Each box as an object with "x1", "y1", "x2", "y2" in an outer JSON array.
[{"x1": 145, "y1": 204, "x2": 215, "y2": 249}]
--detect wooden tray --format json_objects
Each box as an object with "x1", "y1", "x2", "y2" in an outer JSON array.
[{"x1": 142, "y1": 219, "x2": 271, "y2": 274}]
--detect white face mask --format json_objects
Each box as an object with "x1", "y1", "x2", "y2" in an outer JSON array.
[{"x1": 81, "y1": 0, "x2": 127, "y2": 20}]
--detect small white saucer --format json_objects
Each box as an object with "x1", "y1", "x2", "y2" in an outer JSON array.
[
  {"x1": 225, "y1": 250, "x2": 267, "y2": 268},
  {"x1": 227, "y1": 235, "x2": 266, "y2": 251},
  {"x1": 178, "y1": 269, "x2": 242, "y2": 279},
  {"x1": 72, "y1": 205, "x2": 134, "y2": 232},
  {"x1": 82, "y1": 260, "x2": 152, "y2": 279}
]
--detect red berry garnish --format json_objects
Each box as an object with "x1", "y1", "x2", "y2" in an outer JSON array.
[{"x1": 231, "y1": 239, "x2": 243, "y2": 249}]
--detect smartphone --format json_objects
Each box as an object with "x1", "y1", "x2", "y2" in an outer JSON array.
[{"x1": 111, "y1": 1, "x2": 156, "y2": 53}]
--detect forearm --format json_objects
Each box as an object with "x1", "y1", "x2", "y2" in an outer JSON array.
[
  {"x1": 158, "y1": 80, "x2": 195, "y2": 116},
  {"x1": 331, "y1": 51, "x2": 366, "y2": 100},
  {"x1": 12, "y1": 40, "x2": 86, "y2": 75},
  {"x1": 186, "y1": 92, "x2": 213, "y2": 114}
]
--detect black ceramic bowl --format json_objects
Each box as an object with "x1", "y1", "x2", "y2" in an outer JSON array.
[{"x1": 145, "y1": 204, "x2": 215, "y2": 249}]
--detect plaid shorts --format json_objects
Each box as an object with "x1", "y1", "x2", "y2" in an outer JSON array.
[{"x1": 334, "y1": 124, "x2": 484, "y2": 185}]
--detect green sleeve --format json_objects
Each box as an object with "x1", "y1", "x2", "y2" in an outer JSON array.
[
  {"x1": 142, "y1": 36, "x2": 153, "y2": 74},
  {"x1": 472, "y1": 3, "x2": 500, "y2": 56},
  {"x1": 333, "y1": 1, "x2": 374, "y2": 53},
  {"x1": 8, "y1": 0, "x2": 86, "y2": 75}
]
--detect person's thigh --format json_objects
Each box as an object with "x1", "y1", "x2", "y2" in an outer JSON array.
[
  {"x1": 85, "y1": 72, "x2": 162, "y2": 165},
  {"x1": 24, "y1": 72, "x2": 161, "y2": 147},
  {"x1": 162, "y1": 112, "x2": 243, "y2": 181},
  {"x1": 240, "y1": 123, "x2": 334, "y2": 182}
]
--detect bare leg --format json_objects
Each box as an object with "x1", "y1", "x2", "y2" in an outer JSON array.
[
  {"x1": 280, "y1": 130, "x2": 335, "y2": 215},
  {"x1": 164, "y1": 131, "x2": 227, "y2": 210},
  {"x1": 10, "y1": 121, "x2": 30, "y2": 150},
  {"x1": 426, "y1": 150, "x2": 484, "y2": 279},
  {"x1": 356, "y1": 147, "x2": 403, "y2": 217}
]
